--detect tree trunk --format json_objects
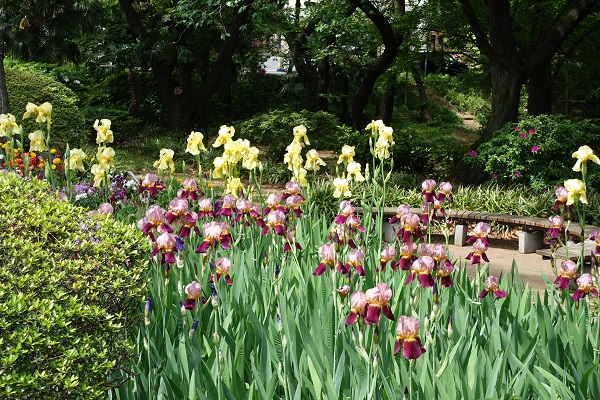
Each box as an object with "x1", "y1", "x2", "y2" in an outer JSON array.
[
  {"x1": 127, "y1": 69, "x2": 140, "y2": 118},
  {"x1": 118, "y1": 0, "x2": 253, "y2": 133},
  {"x1": 411, "y1": 65, "x2": 433, "y2": 123},
  {"x1": 526, "y1": 64, "x2": 552, "y2": 116},
  {"x1": 450, "y1": 64, "x2": 523, "y2": 184},
  {"x1": 348, "y1": 0, "x2": 402, "y2": 131},
  {"x1": 379, "y1": 79, "x2": 396, "y2": 125},
  {"x1": 481, "y1": 63, "x2": 524, "y2": 141},
  {"x1": 0, "y1": 50, "x2": 9, "y2": 114}
]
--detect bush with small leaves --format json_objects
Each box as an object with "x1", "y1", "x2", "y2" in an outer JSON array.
[
  {"x1": 0, "y1": 172, "x2": 148, "y2": 399},
  {"x1": 236, "y1": 109, "x2": 341, "y2": 161},
  {"x1": 469, "y1": 114, "x2": 600, "y2": 190}
]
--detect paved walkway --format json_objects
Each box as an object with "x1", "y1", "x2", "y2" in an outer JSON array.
[{"x1": 448, "y1": 243, "x2": 557, "y2": 292}]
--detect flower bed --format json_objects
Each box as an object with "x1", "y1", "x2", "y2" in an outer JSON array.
[{"x1": 1, "y1": 106, "x2": 600, "y2": 399}]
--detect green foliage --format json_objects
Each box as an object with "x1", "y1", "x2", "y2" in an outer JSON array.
[
  {"x1": 469, "y1": 114, "x2": 600, "y2": 190},
  {"x1": 5, "y1": 65, "x2": 87, "y2": 148},
  {"x1": 340, "y1": 121, "x2": 471, "y2": 176},
  {"x1": 236, "y1": 109, "x2": 341, "y2": 161},
  {"x1": 108, "y1": 187, "x2": 600, "y2": 399},
  {"x1": 426, "y1": 72, "x2": 491, "y2": 125},
  {"x1": 0, "y1": 173, "x2": 148, "y2": 399}
]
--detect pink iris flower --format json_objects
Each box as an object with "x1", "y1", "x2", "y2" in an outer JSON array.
[
  {"x1": 465, "y1": 238, "x2": 490, "y2": 265},
  {"x1": 139, "y1": 205, "x2": 172, "y2": 241},
  {"x1": 388, "y1": 204, "x2": 412, "y2": 225},
  {"x1": 571, "y1": 273, "x2": 599, "y2": 301},
  {"x1": 421, "y1": 179, "x2": 437, "y2": 203},
  {"x1": 345, "y1": 291, "x2": 367, "y2": 325},
  {"x1": 554, "y1": 260, "x2": 578, "y2": 289},
  {"x1": 286, "y1": 195, "x2": 303, "y2": 218},
  {"x1": 479, "y1": 276, "x2": 506, "y2": 299},
  {"x1": 590, "y1": 230, "x2": 600, "y2": 259},
  {"x1": 234, "y1": 198, "x2": 253, "y2": 224},
  {"x1": 466, "y1": 222, "x2": 491, "y2": 246},
  {"x1": 397, "y1": 242, "x2": 418, "y2": 271},
  {"x1": 262, "y1": 210, "x2": 287, "y2": 236},
  {"x1": 264, "y1": 193, "x2": 284, "y2": 215},
  {"x1": 177, "y1": 178, "x2": 203, "y2": 200},
  {"x1": 404, "y1": 256, "x2": 435, "y2": 288},
  {"x1": 184, "y1": 281, "x2": 202, "y2": 310},
  {"x1": 553, "y1": 186, "x2": 568, "y2": 210},
  {"x1": 217, "y1": 194, "x2": 237, "y2": 217},
  {"x1": 211, "y1": 256, "x2": 233, "y2": 286},
  {"x1": 281, "y1": 181, "x2": 303, "y2": 200},
  {"x1": 380, "y1": 245, "x2": 396, "y2": 271},
  {"x1": 139, "y1": 173, "x2": 164, "y2": 197},
  {"x1": 335, "y1": 200, "x2": 356, "y2": 224},
  {"x1": 394, "y1": 316, "x2": 426, "y2": 359},
  {"x1": 364, "y1": 283, "x2": 395, "y2": 325},
  {"x1": 546, "y1": 215, "x2": 564, "y2": 238},
  {"x1": 152, "y1": 232, "x2": 178, "y2": 264},
  {"x1": 197, "y1": 198, "x2": 214, "y2": 218},
  {"x1": 195, "y1": 221, "x2": 231, "y2": 253},
  {"x1": 436, "y1": 182, "x2": 453, "y2": 203},
  {"x1": 341, "y1": 249, "x2": 366, "y2": 276},
  {"x1": 178, "y1": 211, "x2": 200, "y2": 239},
  {"x1": 313, "y1": 243, "x2": 340, "y2": 276},
  {"x1": 166, "y1": 198, "x2": 190, "y2": 224},
  {"x1": 398, "y1": 213, "x2": 423, "y2": 243}
]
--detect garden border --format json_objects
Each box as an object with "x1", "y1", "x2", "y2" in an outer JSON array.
[{"x1": 365, "y1": 207, "x2": 599, "y2": 255}]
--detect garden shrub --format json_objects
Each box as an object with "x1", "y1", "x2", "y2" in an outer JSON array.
[
  {"x1": 469, "y1": 114, "x2": 600, "y2": 190},
  {"x1": 5, "y1": 66, "x2": 87, "y2": 148},
  {"x1": 0, "y1": 173, "x2": 148, "y2": 399},
  {"x1": 235, "y1": 109, "x2": 341, "y2": 161}
]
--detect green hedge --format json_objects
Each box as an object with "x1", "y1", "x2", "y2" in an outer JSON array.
[
  {"x1": 0, "y1": 173, "x2": 148, "y2": 399},
  {"x1": 236, "y1": 109, "x2": 341, "y2": 161},
  {"x1": 5, "y1": 66, "x2": 87, "y2": 148}
]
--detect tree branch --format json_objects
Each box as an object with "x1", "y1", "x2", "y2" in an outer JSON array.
[
  {"x1": 526, "y1": 0, "x2": 598, "y2": 76},
  {"x1": 457, "y1": 0, "x2": 495, "y2": 58}
]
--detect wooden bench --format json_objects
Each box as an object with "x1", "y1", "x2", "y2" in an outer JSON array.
[
  {"x1": 366, "y1": 207, "x2": 599, "y2": 254},
  {"x1": 536, "y1": 240, "x2": 597, "y2": 262}
]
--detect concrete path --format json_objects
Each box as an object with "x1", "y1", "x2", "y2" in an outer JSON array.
[{"x1": 448, "y1": 243, "x2": 557, "y2": 292}]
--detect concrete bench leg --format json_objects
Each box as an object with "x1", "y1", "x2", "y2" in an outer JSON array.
[
  {"x1": 382, "y1": 220, "x2": 397, "y2": 243},
  {"x1": 454, "y1": 222, "x2": 468, "y2": 247},
  {"x1": 519, "y1": 230, "x2": 544, "y2": 254}
]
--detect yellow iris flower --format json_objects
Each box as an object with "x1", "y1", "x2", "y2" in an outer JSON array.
[
  {"x1": 0, "y1": 113, "x2": 20, "y2": 137},
  {"x1": 337, "y1": 145, "x2": 355, "y2": 164},
  {"x1": 23, "y1": 102, "x2": 52, "y2": 125},
  {"x1": 304, "y1": 149, "x2": 326, "y2": 172},
  {"x1": 572, "y1": 145, "x2": 600, "y2": 172},
  {"x1": 213, "y1": 125, "x2": 235, "y2": 148},
  {"x1": 333, "y1": 177, "x2": 351, "y2": 198},
  {"x1": 293, "y1": 125, "x2": 310, "y2": 147},
  {"x1": 69, "y1": 148, "x2": 87, "y2": 172},
  {"x1": 96, "y1": 146, "x2": 115, "y2": 170},
  {"x1": 186, "y1": 131, "x2": 207, "y2": 155},
  {"x1": 564, "y1": 178, "x2": 587, "y2": 205},
  {"x1": 28, "y1": 130, "x2": 47, "y2": 152},
  {"x1": 153, "y1": 148, "x2": 175, "y2": 174},
  {"x1": 94, "y1": 119, "x2": 114, "y2": 144}
]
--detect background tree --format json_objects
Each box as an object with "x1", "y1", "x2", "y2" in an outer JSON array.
[
  {"x1": 116, "y1": 0, "x2": 282, "y2": 132},
  {"x1": 437, "y1": 0, "x2": 599, "y2": 183},
  {"x1": 456, "y1": 0, "x2": 597, "y2": 141},
  {"x1": 0, "y1": 0, "x2": 101, "y2": 113}
]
